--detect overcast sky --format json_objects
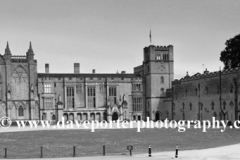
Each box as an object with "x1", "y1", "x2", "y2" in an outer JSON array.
[{"x1": 0, "y1": 0, "x2": 240, "y2": 79}]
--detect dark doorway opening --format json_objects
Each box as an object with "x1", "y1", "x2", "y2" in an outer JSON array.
[
  {"x1": 138, "y1": 115, "x2": 141, "y2": 120},
  {"x1": 112, "y1": 112, "x2": 118, "y2": 121},
  {"x1": 155, "y1": 112, "x2": 160, "y2": 121}
]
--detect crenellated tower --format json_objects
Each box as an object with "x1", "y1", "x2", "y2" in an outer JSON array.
[{"x1": 141, "y1": 45, "x2": 174, "y2": 120}]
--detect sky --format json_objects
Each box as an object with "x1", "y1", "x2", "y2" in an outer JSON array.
[{"x1": 0, "y1": 0, "x2": 240, "y2": 79}]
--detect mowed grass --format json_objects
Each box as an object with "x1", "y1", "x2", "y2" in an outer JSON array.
[{"x1": 0, "y1": 127, "x2": 240, "y2": 158}]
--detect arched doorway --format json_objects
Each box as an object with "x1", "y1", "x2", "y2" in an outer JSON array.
[
  {"x1": 138, "y1": 115, "x2": 141, "y2": 121},
  {"x1": 112, "y1": 112, "x2": 118, "y2": 121},
  {"x1": 155, "y1": 112, "x2": 160, "y2": 121},
  {"x1": 42, "y1": 113, "x2": 46, "y2": 120},
  {"x1": 63, "y1": 113, "x2": 68, "y2": 121}
]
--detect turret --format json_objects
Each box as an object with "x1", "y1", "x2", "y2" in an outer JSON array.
[
  {"x1": 4, "y1": 42, "x2": 12, "y2": 61},
  {"x1": 26, "y1": 42, "x2": 35, "y2": 61}
]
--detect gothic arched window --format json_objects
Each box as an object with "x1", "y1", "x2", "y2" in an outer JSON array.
[
  {"x1": 182, "y1": 102, "x2": 185, "y2": 110},
  {"x1": 211, "y1": 101, "x2": 214, "y2": 110},
  {"x1": 161, "y1": 76, "x2": 164, "y2": 83},
  {"x1": 18, "y1": 106, "x2": 24, "y2": 117},
  {"x1": 11, "y1": 66, "x2": 28, "y2": 100},
  {"x1": 205, "y1": 87, "x2": 209, "y2": 95},
  {"x1": 223, "y1": 101, "x2": 226, "y2": 110}
]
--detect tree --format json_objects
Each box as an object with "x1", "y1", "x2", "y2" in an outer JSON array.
[{"x1": 220, "y1": 34, "x2": 240, "y2": 69}]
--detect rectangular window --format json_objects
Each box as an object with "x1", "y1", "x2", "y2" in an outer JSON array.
[
  {"x1": 109, "y1": 86, "x2": 117, "y2": 105},
  {"x1": 67, "y1": 87, "x2": 75, "y2": 108},
  {"x1": 133, "y1": 98, "x2": 135, "y2": 111},
  {"x1": 133, "y1": 97, "x2": 142, "y2": 111},
  {"x1": 88, "y1": 86, "x2": 96, "y2": 108},
  {"x1": 44, "y1": 98, "x2": 53, "y2": 109},
  {"x1": 44, "y1": 84, "x2": 51, "y2": 93}
]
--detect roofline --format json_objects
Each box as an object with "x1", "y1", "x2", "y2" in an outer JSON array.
[{"x1": 37, "y1": 73, "x2": 141, "y2": 78}]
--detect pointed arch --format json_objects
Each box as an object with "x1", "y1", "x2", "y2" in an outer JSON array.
[
  {"x1": 155, "y1": 111, "x2": 161, "y2": 121},
  {"x1": 11, "y1": 65, "x2": 29, "y2": 100},
  {"x1": 160, "y1": 76, "x2": 164, "y2": 83},
  {"x1": 18, "y1": 106, "x2": 24, "y2": 117},
  {"x1": 211, "y1": 101, "x2": 215, "y2": 110},
  {"x1": 189, "y1": 103, "x2": 192, "y2": 110},
  {"x1": 205, "y1": 86, "x2": 209, "y2": 94},
  {"x1": 223, "y1": 101, "x2": 226, "y2": 110},
  {"x1": 12, "y1": 65, "x2": 28, "y2": 83},
  {"x1": 182, "y1": 102, "x2": 185, "y2": 110}
]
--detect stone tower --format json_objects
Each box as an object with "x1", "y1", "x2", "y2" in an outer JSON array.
[
  {"x1": 142, "y1": 45, "x2": 174, "y2": 120},
  {"x1": 0, "y1": 42, "x2": 39, "y2": 120}
]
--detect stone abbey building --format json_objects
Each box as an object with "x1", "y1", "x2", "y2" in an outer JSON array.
[{"x1": 0, "y1": 42, "x2": 239, "y2": 123}]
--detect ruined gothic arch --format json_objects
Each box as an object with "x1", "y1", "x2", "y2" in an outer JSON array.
[{"x1": 11, "y1": 65, "x2": 28, "y2": 100}]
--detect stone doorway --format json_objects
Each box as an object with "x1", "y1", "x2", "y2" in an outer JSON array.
[
  {"x1": 155, "y1": 112, "x2": 160, "y2": 121},
  {"x1": 112, "y1": 112, "x2": 118, "y2": 121}
]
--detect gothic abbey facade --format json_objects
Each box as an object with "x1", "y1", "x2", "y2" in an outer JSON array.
[{"x1": 0, "y1": 42, "x2": 239, "y2": 123}]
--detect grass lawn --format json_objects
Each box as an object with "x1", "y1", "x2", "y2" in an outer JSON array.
[{"x1": 0, "y1": 127, "x2": 240, "y2": 159}]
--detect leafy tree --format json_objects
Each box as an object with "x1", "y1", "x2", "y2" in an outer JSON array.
[{"x1": 220, "y1": 34, "x2": 240, "y2": 69}]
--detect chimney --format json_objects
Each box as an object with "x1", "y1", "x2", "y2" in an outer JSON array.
[
  {"x1": 45, "y1": 63, "x2": 49, "y2": 73},
  {"x1": 92, "y1": 69, "x2": 95, "y2": 74},
  {"x1": 74, "y1": 63, "x2": 80, "y2": 74}
]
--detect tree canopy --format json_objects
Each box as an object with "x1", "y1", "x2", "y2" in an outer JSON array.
[{"x1": 220, "y1": 34, "x2": 240, "y2": 69}]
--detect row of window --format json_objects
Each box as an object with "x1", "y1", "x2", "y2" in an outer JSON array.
[
  {"x1": 44, "y1": 86, "x2": 118, "y2": 109},
  {"x1": 173, "y1": 101, "x2": 239, "y2": 111},
  {"x1": 155, "y1": 53, "x2": 169, "y2": 60},
  {"x1": 43, "y1": 77, "x2": 126, "y2": 81},
  {"x1": 132, "y1": 83, "x2": 142, "y2": 91},
  {"x1": 175, "y1": 84, "x2": 235, "y2": 99}
]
